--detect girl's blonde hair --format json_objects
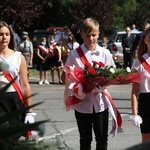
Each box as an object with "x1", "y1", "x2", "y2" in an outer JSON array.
[
  {"x1": 81, "y1": 18, "x2": 100, "y2": 34},
  {"x1": 138, "y1": 27, "x2": 150, "y2": 58}
]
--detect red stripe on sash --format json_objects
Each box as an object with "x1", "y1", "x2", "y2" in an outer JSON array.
[
  {"x1": 139, "y1": 56, "x2": 150, "y2": 74},
  {"x1": 76, "y1": 47, "x2": 91, "y2": 66},
  {"x1": 2, "y1": 70, "x2": 25, "y2": 106}
]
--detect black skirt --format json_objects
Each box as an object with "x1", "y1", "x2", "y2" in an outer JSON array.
[
  {"x1": 138, "y1": 92, "x2": 150, "y2": 133},
  {"x1": 49, "y1": 55, "x2": 62, "y2": 67},
  {"x1": 0, "y1": 92, "x2": 25, "y2": 127},
  {"x1": 36, "y1": 57, "x2": 50, "y2": 71}
]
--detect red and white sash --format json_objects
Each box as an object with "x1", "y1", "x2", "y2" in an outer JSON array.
[
  {"x1": 38, "y1": 45, "x2": 49, "y2": 54},
  {"x1": 48, "y1": 45, "x2": 54, "y2": 50},
  {"x1": 0, "y1": 56, "x2": 25, "y2": 106},
  {"x1": 139, "y1": 56, "x2": 150, "y2": 73},
  {"x1": 76, "y1": 46, "x2": 123, "y2": 136},
  {"x1": 2, "y1": 70, "x2": 25, "y2": 105}
]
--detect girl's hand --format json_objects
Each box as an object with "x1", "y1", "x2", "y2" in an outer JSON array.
[{"x1": 130, "y1": 115, "x2": 143, "y2": 127}]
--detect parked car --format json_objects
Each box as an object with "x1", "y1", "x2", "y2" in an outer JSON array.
[
  {"x1": 111, "y1": 31, "x2": 141, "y2": 67},
  {"x1": 30, "y1": 30, "x2": 52, "y2": 67},
  {"x1": 46, "y1": 26, "x2": 64, "y2": 32}
]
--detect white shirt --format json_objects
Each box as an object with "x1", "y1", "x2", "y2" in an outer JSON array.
[
  {"x1": 65, "y1": 43, "x2": 115, "y2": 113},
  {"x1": 132, "y1": 53, "x2": 150, "y2": 93},
  {"x1": 131, "y1": 29, "x2": 138, "y2": 32}
]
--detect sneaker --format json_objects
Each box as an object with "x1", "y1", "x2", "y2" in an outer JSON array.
[
  {"x1": 39, "y1": 81, "x2": 43, "y2": 85},
  {"x1": 44, "y1": 80, "x2": 49, "y2": 85}
]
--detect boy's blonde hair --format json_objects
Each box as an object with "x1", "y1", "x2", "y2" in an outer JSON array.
[{"x1": 81, "y1": 18, "x2": 100, "y2": 34}]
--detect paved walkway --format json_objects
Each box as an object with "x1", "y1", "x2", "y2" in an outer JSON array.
[{"x1": 28, "y1": 73, "x2": 142, "y2": 150}]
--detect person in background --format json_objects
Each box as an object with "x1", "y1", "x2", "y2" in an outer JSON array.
[
  {"x1": 130, "y1": 27, "x2": 150, "y2": 143},
  {"x1": 9, "y1": 24, "x2": 20, "y2": 51},
  {"x1": 49, "y1": 27, "x2": 61, "y2": 45},
  {"x1": 61, "y1": 26, "x2": 72, "y2": 45},
  {"x1": 132, "y1": 22, "x2": 150, "y2": 53},
  {"x1": 19, "y1": 31, "x2": 33, "y2": 68},
  {"x1": 131, "y1": 24, "x2": 138, "y2": 32},
  {"x1": 101, "y1": 37, "x2": 112, "y2": 53},
  {"x1": 0, "y1": 21, "x2": 37, "y2": 141},
  {"x1": 61, "y1": 26, "x2": 72, "y2": 65},
  {"x1": 61, "y1": 18, "x2": 119, "y2": 150},
  {"x1": 36, "y1": 37, "x2": 50, "y2": 85},
  {"x1": 48, "y1": 35, "x2": 63, "y2": 84},
  {"x1": 122, "y1": 27, "x2": 135, "y2": 68},
  {"x1": 66, "y1": 34, "x2": 79, "y2": 52}
]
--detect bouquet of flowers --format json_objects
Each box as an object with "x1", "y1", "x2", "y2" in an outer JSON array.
[
  {"x1": 65, "y1": 61, "x2": 140, "y2": 135},
  {"x1": 66, "y1": 61, "x2": 140, "y2": 94}
]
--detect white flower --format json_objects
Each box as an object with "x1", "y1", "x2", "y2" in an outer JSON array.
[
  {"x1": 95, "y1": 64, "x2": 99, "y2": 69},
  {"x1": 109, "y1": 68, "x2": 115, "y2": 74},
  {"x1": 126, "y1": 67, "x2": 131, "y2": 73}
]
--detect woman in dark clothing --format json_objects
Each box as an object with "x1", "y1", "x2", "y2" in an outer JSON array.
[
  {"x1": 36, "y1": 37, "x2": 50, "y2": 85},
  {"x1": 48, "y1": 35, "x2": 63, "y2": 84}
]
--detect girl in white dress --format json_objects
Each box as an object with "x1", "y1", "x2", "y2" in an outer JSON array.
[{"x1": 131, "y1": 27, "x2": 150, "y2": 142}]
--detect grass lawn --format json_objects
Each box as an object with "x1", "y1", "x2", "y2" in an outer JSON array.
[{"x1": 29, "y1": 68, "x2": 39, "y2": 74}]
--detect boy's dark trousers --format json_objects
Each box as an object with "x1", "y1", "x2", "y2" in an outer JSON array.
[{"x1": 75, "y1": 109, "x2": 109, "y2": 150}]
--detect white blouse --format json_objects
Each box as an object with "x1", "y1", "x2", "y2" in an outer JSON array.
[{"x1": 132, "y1": 53, "x2": 150, "y2": 93}]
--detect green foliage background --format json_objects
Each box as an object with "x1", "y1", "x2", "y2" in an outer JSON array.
[{"x1": 0, "y1": 0, "x2": 149, "y2": 34}]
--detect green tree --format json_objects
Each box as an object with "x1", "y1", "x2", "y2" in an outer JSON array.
[
  {"x1": 33, "y1": 0, "x2": 76, "y2": 29},
  {"x1": 0, "y1": 0, "x2": 148, "y2": 34},
  {"x1": 124, "y1": 0, "x2": 150, "y2": 30},
  {"x1": 68, "y1": 0, "x2": 115, "y2": 30},
  {"x1": 112, "y1": 0, "x2": 150, "y2": 30},
  {"x1": 112, "y1": 0, "x2": 137, "y2": 30},
  {"x1": 0, "y1": 0, "x2": 44, "y2": 33}
]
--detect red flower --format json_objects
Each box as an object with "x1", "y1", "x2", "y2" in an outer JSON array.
[
  {"x1": 98, "y1": 62, "x2": 105, "y2": 67},
  {"x1": 88, "y1": 67, "x2": 96, "y2": 75},
  {"x1": 92, "y1": 61, "x2": 99, "y2": 65},
  {"x1": 92, "y1": 61, "x2": 105, "y2": 67}
]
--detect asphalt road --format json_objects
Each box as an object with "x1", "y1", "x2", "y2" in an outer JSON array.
[{"x1": 29, "y1": 73, "x2": 141, "y2": 150}]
